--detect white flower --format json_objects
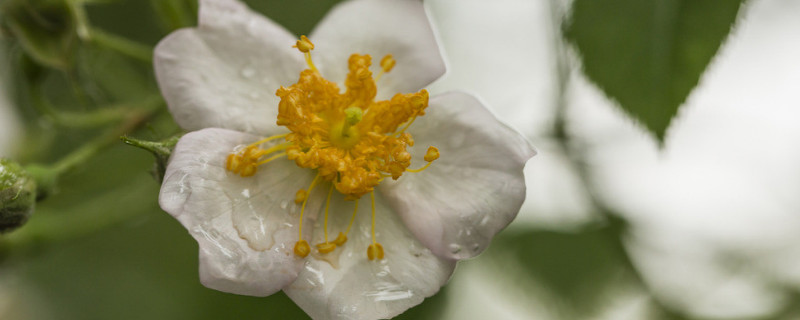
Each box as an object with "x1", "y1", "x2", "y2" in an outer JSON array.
[{"x1": 154, "y1": 0, "x2": 535, "y2": 319}]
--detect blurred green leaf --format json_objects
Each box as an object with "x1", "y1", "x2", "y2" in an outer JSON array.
[
  {"x1": 149, "y1": 0, "x2": 197, "y2": 32},
  {"x1": 565, "y1": 0, "x2": 744, "y2": 142},
  {"x1": 244, "y1": 0, "x2": 344, "y2": 36},
  {"x1": 492, "y1": 225, "x2": 637, "y2": 318},
  {"x1": 1, "y1": 0, "x2": 79, "y2": 69}
]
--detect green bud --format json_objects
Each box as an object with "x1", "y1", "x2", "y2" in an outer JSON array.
[{"x1": 0, "y1": 158, "x2": 37, "y2": 233}]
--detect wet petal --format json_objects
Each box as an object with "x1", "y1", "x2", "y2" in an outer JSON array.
[
  {"x1": 154, "y1": 0, "x2": 304, "y2": 134},
  {"x1": 381, "y1": 91, "x2": 536, "y2": 260},
  {"x1": 310, "y1": 0, "x2": 445, "y2": 99},
  {"x1": 284, "y1": 190, "x2": 455, "y2": 320},
  {"x1": 160, "y1": 128, "x2": 324, "y2": 296}
]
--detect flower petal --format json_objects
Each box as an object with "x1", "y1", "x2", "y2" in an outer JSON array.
[
  {"x1": 160, "y1": 128, "x2": 324, "y2": 296},
  {"x1": 381, "y1": 92, "x2": 536, "y2": 260},
  {"x1": 284, "y1": 191, "x2": 455, "y2": 320},
  {"x1": 154, "y1": 0, "x2": 304, "y2": 134},
  {"x1": 309, "y1": 0, "x2": 445, "y2": 99}
]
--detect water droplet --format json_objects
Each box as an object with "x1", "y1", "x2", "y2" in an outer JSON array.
[
  {"x1": 241, "y1": 189, "x2": 251, "y2": 198},
  {"x1": 280, "y1": 200, "x2": 289, "y2": 209},
  {"x1": 449, "y1": 244, "x2": 462, "y2": 254},
  {"x1": 479, "y1": 215, "x2": 490, "y2": 226}
]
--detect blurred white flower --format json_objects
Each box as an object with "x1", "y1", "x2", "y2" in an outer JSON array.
[
  {"x1": 154, "y1": 0, "x2": 534, "y2": 319},
  {"x1": 427, "y1": 0, "x2": 596, "y2": 230},
  {"x1": 567, "y1": 0, "x2": 800, "y2": 317}
]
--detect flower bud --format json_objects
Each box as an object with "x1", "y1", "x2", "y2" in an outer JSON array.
[{"x1": 0, "y1": 158, "x2": 36, "y2": 233}]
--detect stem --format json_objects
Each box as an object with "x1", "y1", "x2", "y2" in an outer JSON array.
[
  {"x1": 89, "y1": 28, "x2": 153, "y2": 63},
  {"x1": 52, "y1": 100, "x2": 161, "y2": 175}
]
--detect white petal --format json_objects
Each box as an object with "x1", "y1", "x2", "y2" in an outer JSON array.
[
  {"x1": 310, "y1": 0, "x2": 445, "y2": 99},
  {"x1": 284, "y1": 191, "x2": 455, "y2": 320},
  {"x1": 381, "y1": 92, "x2": 535, "y2": 260},
  {"x1": 160, "y1": 128, "x2": 325, "y2": 296},
  {"x1": 154, "y1": 0, "x2": 304, "y2": 134}
]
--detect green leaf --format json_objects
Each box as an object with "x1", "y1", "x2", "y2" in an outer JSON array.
[{"x1": 565, "y1": 0, "x2": 744, "y2": 142}]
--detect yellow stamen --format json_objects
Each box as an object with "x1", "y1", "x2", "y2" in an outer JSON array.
[
  {"x1": 380, "y1": 54, "x2": 396, "y2": 73},
  {"x1": 225, "y1": 135, "x2": 291, "y2": 177},
  {"x1": 370, "y1": 191, "x2": 376, "y2": 244},
  {"x1": 424, "y1": 146, "x2": 440, "y2": 162},
  {"x1": 295, "y1": 174, "x2": 320, "y2": 257},
  {"x1": 407, "y1": 146, "x2": 439, "y2": 173},
  {"x1": 366, "y1": 191, "x2": 384, "y2": 260},
  {"x1": 294, "y1": 240, "x2": 310, "y2": 257},
  {"x1": 375, "y1": 54, "x2": 395, "y2": 82},
  {"x1": 293, "y1": 35, "x2": 314, "y2": 53},
  {"x1": 248, "y1": 133, "x2": 289, "y2": 148},
  {"x1": 316, "y1": 242, "x2": 336, "y2": 254},
  {"x1": 345, "y1": 199, "x2": 359, "y2": 236},
  {"x1": 323, "y1": 185, "x2": 334, "y2": 243},
  {"x1": 293, "y1": 35, "x2": 318, "y2": 72},
  {"x1": 405, "y1": 162, "x2": 432, "y2": 173},
  {"x1": 294, "y1": 189, "x2": 307, "y2": 204},
  {"x1": 250, "y1": 40, "x2": 443, "y2": 260},
  {"x1": 367, "y1": 243, "x2": 384, "y2": 261},
  {"x1": 333, "y1": 232, "x2": 348, "y2": 246},
  {"x1": 255, "y1": 153, "x2": 286, "y2": 166}
]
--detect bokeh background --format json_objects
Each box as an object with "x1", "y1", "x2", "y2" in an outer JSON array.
[{"x1": 2, "y1": 0, "x2": 800, "y2": 319}]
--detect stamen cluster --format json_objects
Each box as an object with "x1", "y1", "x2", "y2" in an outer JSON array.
[{"x1": 276, "y1": 54, "x2": 429, "y2": 199}]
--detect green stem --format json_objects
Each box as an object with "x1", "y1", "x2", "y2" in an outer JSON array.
[
  {"x1": 52, "y1": 100, "x2": 161, "y2": 175},
  {"x1": 25, "y1": 96, "x2": 163, "y2": 198},
  {"x1": 31, "y1": 82, "x2": 161, "y2": 128},
  {"x1": 89, "y1": 28, "x2": 153, "y2": 63}
]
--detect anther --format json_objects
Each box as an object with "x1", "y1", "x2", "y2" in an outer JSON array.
[
  {"x1": 293, "y1": 35, "x2": 314, "y2": 53},
  {"x1": 424, "y1": 146, "x2": 440, "y2": 162},
  {"x1": 367, "y1": 243, "x2": 384, "y2": 260},
  {"x1": 294, "y1": 189, "x2": 307, "y2": 204},
  {"x1": 380, "y1": 55, "x2": 396, "y2": 73},
  {"x1": 294, "y1": 240, "x2": 311, "y2": 257},
  {"x1": 316, "y1": 242, "x2": 336, "y2": 254},
  {"x1": 333, "y1": 232, "x2": 348, "y2": 246}
]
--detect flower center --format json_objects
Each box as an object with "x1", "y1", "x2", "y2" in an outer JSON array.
[{"x1": 225, "y1": 36, "x2": 439, "y2": 261}]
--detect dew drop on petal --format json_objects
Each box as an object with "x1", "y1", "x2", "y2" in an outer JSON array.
[
  {"x1": 280, "y1": 199, "x2": 289, "y2": 209},
  {"x1": 449, "y1": 243, "x2": 462, "y2": 254}
]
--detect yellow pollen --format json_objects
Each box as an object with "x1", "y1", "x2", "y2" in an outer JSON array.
[
  {"x1": 293, "y1": 35, "x2": 314, "y2": 53},
  {"x1": 333, "y1": 232, "x2": 348, "y2": 246},
  {"x1": 380, "y1": 54, "x2": 396, "y2": 73},
  {"x1": 424, "y1": 146, "x2": 440, "y2": 162},
  {"x1": 316, "y1": 242, "x2": 336, "y2": 254},
  {"x1": 225, "y1": 136, "x2": 290, "y2": 177},
  {"x1": 294, "y1": 189, "x2": 307, "y2": 204},
  {"x1": 294, "y1": 240, "x2": 310, "y2": 257},
  {"x1": 294, "y1": 174, "x2": 320, "y2": 256},
  {"x1": 367, "y1": 243, "x2": 384, "y2": 260}
]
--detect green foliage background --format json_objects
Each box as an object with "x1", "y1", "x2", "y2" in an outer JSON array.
[{"x1": 1, "y1": 0, "x2": 796, "y2": 319}]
